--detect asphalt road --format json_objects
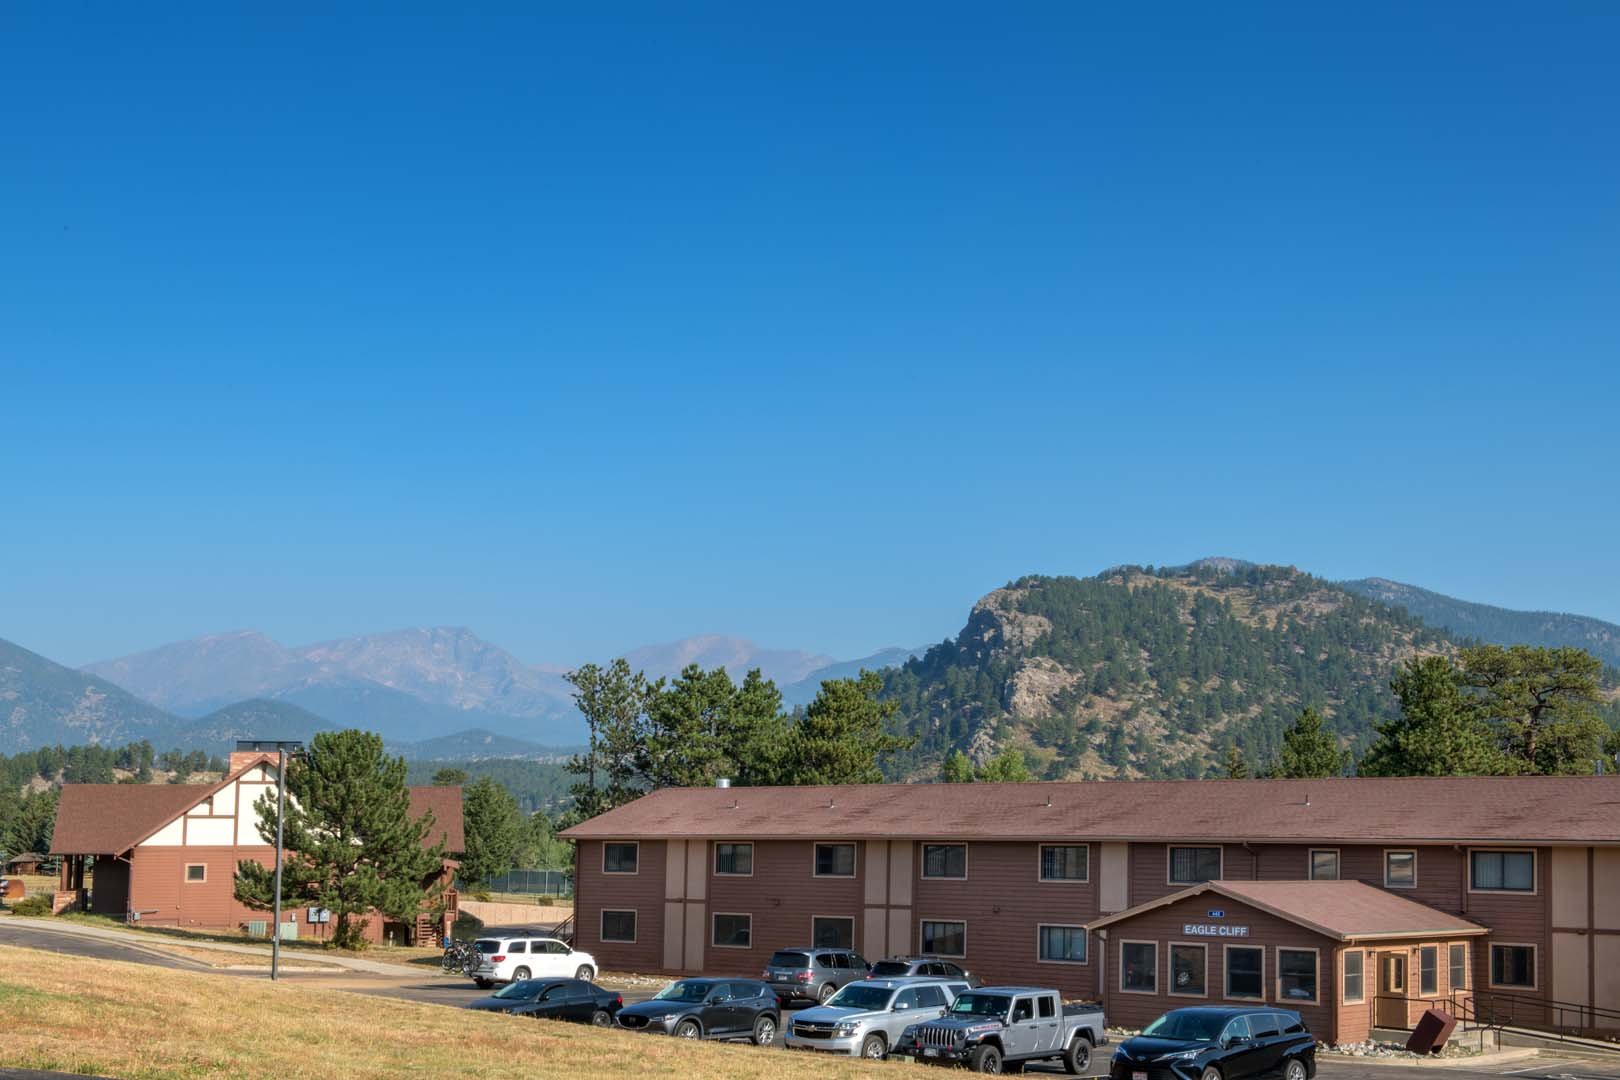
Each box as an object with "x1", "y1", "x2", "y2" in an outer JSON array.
[{"x1": 5, "y1": 923, "x2": 1619, "y2": 1080}]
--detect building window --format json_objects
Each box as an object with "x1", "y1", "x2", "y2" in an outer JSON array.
[
  {"x1": 1384, "y1": 850, "x2": 1417, "y2": 888},
  {"x1": 1278, "y1": 948, "x2": 1319, "y2": 1004},
  {"x1": 920, "y1": 920, "x2": 966, "y2": 958},
  {"x1": 184, "y1": 864, "x2": 206, "y2": 883},
  {"x1": 1309, "y1": 849, "x2": 1340, "y2": 880},
  {"x1": 814, "y1": 843, "x2": 856, "y2": 878},
  {"x1": 1490, "y1": 945, "x2": 1535, "y2": 989},
  {"x1": 921, "y1": 844, "x2": 967, "y2": 880},
  {"x1": 1121, "y1": 941, "x2": 1157, "y2": 993},
  {"x1": 1419, "y1": 945, "x2": 1438, "y2": 996},
  {"x1": 603, "y1": 842, "x2": 638, "y2": 874},
  {"x1": 1168, "y1": 846, "x2": 1222, "y2": 885},
  {"x1": 812, "y1": 916, "x2": 854, "y2": 949},
  {"x1": 712, "y1": 913, "x2": 752, "y2": 948},
  {"x1": 1471, "y1": 850, "x2": 1534, "y2": 892},
  {"x1": 1449, "y1": 943, "x2": 1468, "y2": 991},
  {"x1": 1226, "y1": 946, "x2": 1263, "y2": 999},
  {"x1": 1385, "y1": 953, "x2": 1406, "y2": 993},
  {"x1": 714, "y1": 843, "x2": 753, "y2": 876},
  {"x1": 1170, "y1": 943, "x2": 1208, "y2": 997},
  {"x1": 1343, "y1": 949, "x2": 1365, "y2": 1003},
  {"x1": 1039, "y1": 844, "x2": 1089, "y2": 882},
  {"x1": 601, "y1": 909, "x2": 636, "y2": 943},
  {"x1": 1038, "y1": 925, "x2": 1088, "y2": 964}
]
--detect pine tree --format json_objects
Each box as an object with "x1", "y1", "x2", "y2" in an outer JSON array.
[
  {"x1": 644, "y1": 664, "x2": 736, "y2": 789},
  {"x1": 1273, "y1": 708, "x2": 1349, "y2": 778},
  {"x1": 779, "y1": 671, "x2": 913, "y2": 785},
  {"x1": 563, "y1": 660, "x2": 657, "y2": 818},
  {"x1": 1222, "y1": 744, "x2": 1249, "y2": 779},
  {"x1": 1360, "y1": 656, "x2": 1501, "y2": 776},
  {"x1": 1461, "y1": 645, "x2": 1607, "y2": 775},
  {"x1": 976, "y1": 748, "x2": 1034, "y2": 782},
  {"x1": 941, "y1": 750, "x2": 975, "y2": 783},
  {"x1": 233, "y1": 730, "x2": 445, "y2": 950},
  {"x1": 431, "y1": 767, "x2": 469, "y2": 786},
  {"x1": 459, "y1": 776, "x2": 523, "y2": 888}
]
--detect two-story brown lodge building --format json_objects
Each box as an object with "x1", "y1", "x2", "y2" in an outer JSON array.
[
  {"x1": 49, "y1": 749, "x2": 464, "y2": 946},
  {"x1": 560, "y1": 776, "x2": 1620, "y2": 1043}
]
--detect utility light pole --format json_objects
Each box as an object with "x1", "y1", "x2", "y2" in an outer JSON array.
[{"x1": 238, "y1": 739, "x2": 304, "y2": 982}]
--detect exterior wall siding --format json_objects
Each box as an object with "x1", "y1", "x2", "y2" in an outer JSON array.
[{"x1": 575, "y1": 839, "x2": 668, "y2": 973}]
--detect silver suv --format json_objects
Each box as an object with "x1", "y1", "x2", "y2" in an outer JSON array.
[
  {"x1": 786, "y1": 976, "x2": 969, "y2": 1059},
  {"x1": 763, "y1": 947, "x2": 869, "y2": 1005}
]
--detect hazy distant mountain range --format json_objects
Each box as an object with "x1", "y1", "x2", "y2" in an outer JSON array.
[{"x1": 2, "y1": 561, "x2": 1616, "y2": 759}]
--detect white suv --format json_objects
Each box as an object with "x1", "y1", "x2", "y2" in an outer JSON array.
[{"x1": 471, "y1": 935, "x2": 597, "y2": 988}]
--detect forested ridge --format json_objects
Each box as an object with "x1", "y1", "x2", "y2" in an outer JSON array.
[{"x1": 881, "y1": 562, "x2": 1619, "y2": 780}]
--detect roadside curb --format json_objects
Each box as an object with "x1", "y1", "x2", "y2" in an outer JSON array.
[{"x1": 1319, "y1": 1048, "x2": 1540, "y2": 1069}]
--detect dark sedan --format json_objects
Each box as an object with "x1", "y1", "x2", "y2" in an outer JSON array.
[
  {"x1": 1111, "y1": 1007, "x2": 1316, "y2": 1080},
  {"x1": 467, "y1": 977, "x2": 623, "y2": 1026},
  {"x1": 615, "y1": 977, "x2": 780, "y2": 1044}
]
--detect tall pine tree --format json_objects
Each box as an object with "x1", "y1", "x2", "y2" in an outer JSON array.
[
  {"x1": 781, "y1": 671, "x2": 913, "y2": 785},
  {"x1": 1360, "y1": 656, "x2": 1501, "y2": 776},
  {"x1": 1272, "y1": 708, "x2": 1349, "y2": 778}
]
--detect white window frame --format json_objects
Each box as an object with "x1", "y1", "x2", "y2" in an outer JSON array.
[
  {"x1": 1038, "y1": 843, "x2": 1090, "y2": 883},
  {"x1": 920, "y1": 843, "x2": 968, "y2": 880},
  {"x1": 1276, "y1": 946, "x2": 1321, "y2": 1005},
  {"x1": 811, "y1": 914, "x2": 856, "y2": 951},
  {"x1": 1383, "y1": 848, "x2": 1418, "y2": 889},
  {"x1": 1342, "y1": 948, "x2": 1366, "y2": 1004},
  {"x1": 602, "y1": 841, "x2": 639, "y2": 875},
  {"x1": 600, "y1": 908, "x2": 637, "y2": 944},
  {"x1": 1467, "y1": 848, "x2": 1537, "y2": 895},
  {"x1": 1308, "y1": 848, "x2": 1340, "y2": 881},
  {"x1": 1418, "y1": 943, "x2": 1440, "y2": 997},
  {"x1": 1169, "y1": 941, "x2": 1209, "y2": 999},
  {"x1": 813, "y1": 842, "x2": 857, "y2": 879},
  {"x1": 184, "y1": 863, "x2": 207, "y2": 883},
  {"x1": 1488, "y1": 943, "x2": 1538, "y2": 991},
  {"x1": 1449, "y1": 942, "x2": 1469, "y2": 991},
  {"x1": 1224, "y1": 944, "x2": 1265, "y2": 1001},
  {"x1": 1119, "y1": 939, "x2": 1159, "y2": 995},
  {"x1": 713, "y1": 842, "x2": 754, "y2": 877},
  {"x1": 711, "y1": 911, "x2": 753, "y2": 949},
  {"x1": 1167, "y1": 845, "x2": 1223, "y2": 886},
  {"x1": 919, "y1": 919, "x2": 968, "y2": 959},
  {"x1": 1035, "y1": 924, "x2": 1089, "y2": 966}
]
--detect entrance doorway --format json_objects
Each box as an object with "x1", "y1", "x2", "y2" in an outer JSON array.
[{"x1": 1376, "y1": 950, "x2": 1409, "y2": 1028}]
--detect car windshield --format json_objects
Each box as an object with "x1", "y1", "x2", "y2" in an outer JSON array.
[
  {"x1": 474, "y1": 940, "x2": 502, "y2": 954},
  {"x1": 827, "y1": 984, "x2": 895, "y2": 1010},
  {"x1": 654, "y1": 980, "x2": 714, "y2": 1002},
  {"x1": 491, "y1": 979, "x2": 548, "y2": 1000},
  {"x1": 770, "y1": 951, "x2": 811, "y2": 967},
  {"x1": 948, "y1": 993, "x2": 1010, "y2": 1018},
  {"x1": 1143, "y1": 1011, "x2": 1227, "y2": 1042},
  {"x1": 869, "y1": 961, "x2": 911, "y2": 977}
]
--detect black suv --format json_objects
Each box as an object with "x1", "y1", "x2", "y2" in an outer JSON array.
[
  {"x1": 615, "y1": 978, "x2": 780, "y2": 1044},
  {"x1": 1111, "y1": 1007, "x2": 1315, "y2": 1080},
  {"x1": 867, "y1": 956, "x2": 981, "y2": 986}
]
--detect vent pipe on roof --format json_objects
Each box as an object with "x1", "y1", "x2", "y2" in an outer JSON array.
[{"x1": 715, "y1": 778, "x2": 732, "y2": 789}]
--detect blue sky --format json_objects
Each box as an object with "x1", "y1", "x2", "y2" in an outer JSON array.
[{"x1": 3, "y1": 4, "x2": 1617, "y2": 668}]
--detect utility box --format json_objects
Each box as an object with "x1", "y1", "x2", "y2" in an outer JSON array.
[{"x1": 1406, "y1": 1008, "x2": 1457, "y2": 1054}]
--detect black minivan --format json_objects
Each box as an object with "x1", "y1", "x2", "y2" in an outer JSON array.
[{"x1": 1111, "y1": 1007, "x2": 1315, "y2": 1080}]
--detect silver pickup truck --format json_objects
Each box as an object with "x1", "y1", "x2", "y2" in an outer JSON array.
[{"x1": 892, "y1": 985, "x2": 1105, "y2": 1073}]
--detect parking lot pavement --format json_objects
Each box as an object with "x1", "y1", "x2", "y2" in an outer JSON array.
[{"x1": 1316, "y1": 1055, "x2": 1620, "y2": 1080}]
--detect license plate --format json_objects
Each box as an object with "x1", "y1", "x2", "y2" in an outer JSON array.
[
  {"x1": 923, "y1": 1048, "x2": 940, "y2": 1058},
  {"x1": 1133, "y1": 1071, "x2": 1147, "y2": 1079}
]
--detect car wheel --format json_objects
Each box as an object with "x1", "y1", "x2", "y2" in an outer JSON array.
[
  {"x1": 591, "y1": 1009, "x2": 612, "y2": 1027},
  {"x1": 969, "y1": 1044, "x2": 1003, "y2": 1073},
  {"x1": 675, "y1": 1019, "x2": 702, "y2": 1039},
  {"x1": 817, "y1": 982, "x2": 837, "y2": 1004},
  {"x1": 860, "y1": 1033, "x2": 887, "y2": 1059},
  {"x1": 1064, "y1": 1034, "x2": 1093, "y2": 1075},
  {"x1": 1285, "y1": 1060, "x2": 1307, "y2": 1080},
  {"x1": 1201, "y1": 1066, "x2": 1223, "y2": 1080},
  {"x1": 752, "y1": 1014, "x2": 777, "y2": 1046},
  {"x1": 512, "y1": 966, "x2": 531, "y2": 981},
  {"x1": 576, "y1": 964, "x2": 594, "y2": 980}
]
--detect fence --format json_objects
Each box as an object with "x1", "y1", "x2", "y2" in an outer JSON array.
[{"x1": 478, "y1": 869, "x2": 574, "y2": 899}]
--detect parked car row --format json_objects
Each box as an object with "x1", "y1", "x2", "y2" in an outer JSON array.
[{"x1": 459, "y1": 934, "x2": 1316, "y2": 1079}]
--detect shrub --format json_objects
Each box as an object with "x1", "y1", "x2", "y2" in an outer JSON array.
[{"x1": 9, "y1": 894, "x2": 53, "y2": 917}]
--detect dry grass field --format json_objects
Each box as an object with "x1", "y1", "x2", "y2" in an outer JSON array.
[{"x1": 0, "y1": 943, "x2": 889, "y2": 1079}]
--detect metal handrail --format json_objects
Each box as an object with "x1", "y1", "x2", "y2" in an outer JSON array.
[{"x1": 1449, "y1": 988, "x2": 1620, "y2": 1045}]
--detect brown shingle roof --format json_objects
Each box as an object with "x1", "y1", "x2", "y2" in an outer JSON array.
[
  {"x1": 558, "y1": 775, "x2": 1620, "y2": 845},
  {"x1": 1087, "y1": 880, "x2": 1487, "y2": 941},
  {"x1": 51, "y1": 773, "x2": 464, "y2": 856}
]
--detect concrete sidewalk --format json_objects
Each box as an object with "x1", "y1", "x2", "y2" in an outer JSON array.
[{"x1": 2, "y1": 916, "x2": 429, "y2": 977}]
